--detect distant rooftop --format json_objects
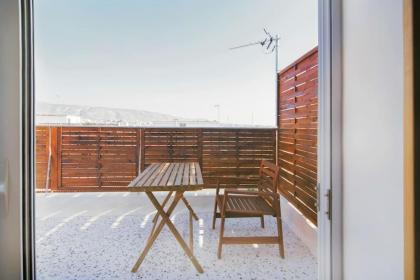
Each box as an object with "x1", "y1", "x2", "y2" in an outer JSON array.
[{"x1": 35, "y1": 103, "x2": 273, "y2": 128}]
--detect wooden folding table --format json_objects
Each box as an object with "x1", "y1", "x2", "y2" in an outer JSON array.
[{"x1": 128, "y1": 162, "x2": 204, "y2": 273}]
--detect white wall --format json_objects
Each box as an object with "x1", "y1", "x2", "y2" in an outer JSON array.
[
  {"x1": 280, "y1": 196, "x2": 317, "y2": 256},
  {"x1": 342, "y1": 0, "x2": 404, "y2": 279},
  {"x1": 0, "y1": 0, "x2": 22, "y2": 278}
]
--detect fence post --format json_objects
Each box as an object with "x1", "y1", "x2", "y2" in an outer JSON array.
[
  {"x1": 49, "y1": 127, "x2": 60, "y2": 191},
  {"x1": 135, "y1": 129, "x2": 140, "y2": 175},
  {"x1": 44, "y1": 127, "x2": 51, "y2": 192},
  {"x1": 198, "y1": 129, "x2": 203, "y2": 168},
  {"x1": 273, "y1": 129, "x2": 278, "y2": 165},
  {"x1": 235, "y1": 130, "x2": 239, "y2": 187},
  {"x1": 293, "y1": 63, "x2": 298, "y2": 198},
  {"x1": 96, "y1": 128, "x2": 102, "y2": 188},
  {"x1": 57, "y1": 127, "x2": 62, "y2": 189},
  {"x1": 139, "y1": 128, "x2": 145, "y2": 172}
]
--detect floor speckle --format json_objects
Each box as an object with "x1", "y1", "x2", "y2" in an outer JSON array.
[{"x1": 35, "y1": 193, "x2": 317, "y2": 280}]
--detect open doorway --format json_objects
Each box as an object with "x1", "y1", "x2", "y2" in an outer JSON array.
[{"x1": 33, "y1": 1, "x2": 324, "y2": 279}]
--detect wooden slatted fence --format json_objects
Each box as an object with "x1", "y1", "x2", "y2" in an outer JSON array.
[
  {"x1": 35, "y1": 127, "x2": 276, "y2": 192},
  {"x1": 35, "y1": 126, "x2": 50, "y2": 189},
  {"x1": 60, "y1": 127, "x2": 139, "y2": 189},
  {"x1": 34, "y1": 48, "x2": 318, "y2": 224},
  {"x1": 202, "y1": 129, "x2": 276, "y2": 188},
  {"x1": 277, "y1": 47, "x2": 318, "y2": 224}
]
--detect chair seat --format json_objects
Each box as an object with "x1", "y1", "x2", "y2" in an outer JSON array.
[{"x1": 216, "y1": 194, "x2": 275, "y2": 216}]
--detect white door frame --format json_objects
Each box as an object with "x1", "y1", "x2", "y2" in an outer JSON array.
[
  {"x1": 318, "y1": 0, "x2": 343, "y2": 279},
  {"x1": 0, "y1": 0, "x2": 34, "y2": 278},
  {"x1": 21, "y1": 0, "x2": 36, "y2": 278},
  {"x1": 9, "y1": 0, "x2": 345, "y2": 279}
]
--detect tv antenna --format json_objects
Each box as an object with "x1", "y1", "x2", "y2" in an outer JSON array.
[{"x1": 230, "y1": 28, "x2": 280, "y2": 73}]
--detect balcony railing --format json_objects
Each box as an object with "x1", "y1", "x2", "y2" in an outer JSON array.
[
  {"x1": 35, "y1": 47, "x2": 319, "y2": 225},
  {"x1": 36, "y1": 126, "x2": 277, "y2": 191}
]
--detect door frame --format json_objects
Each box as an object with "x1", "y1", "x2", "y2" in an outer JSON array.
[
  {"x1": 19, "y1": 0, "x2": 343, "y2": 279},
  {"x1": 318, "y1": 0, "x2": 342, "y2": 279},
  {"x1": 21, "y1": 0, "x2": 35, "y2": 279}
]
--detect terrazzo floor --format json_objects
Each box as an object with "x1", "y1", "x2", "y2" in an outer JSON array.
[{"x1": 35, "y1": 192, "x2": 317, "y2": 280}]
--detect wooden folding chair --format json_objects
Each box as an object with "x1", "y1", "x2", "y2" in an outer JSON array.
[{"x1": 211, "y1": 160, "x2": 285, "y2": 259}]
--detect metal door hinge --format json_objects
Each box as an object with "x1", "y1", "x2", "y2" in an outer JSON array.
[
  {"x1": 326, "y1": 189, "x2": 332, "y2": 220},
  {"x1": 316, "y1": 184, "x2": 332, "y2": 220}
]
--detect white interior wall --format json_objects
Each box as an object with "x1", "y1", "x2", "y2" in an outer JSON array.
[{"x1": 342, "y1": 0, "x2": 404, "y2": 279}]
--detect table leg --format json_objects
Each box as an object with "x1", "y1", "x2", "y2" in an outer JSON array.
[
  {"x1": 182, "y1": 196, "x2": 199, "y2": 221},
  {"x1": 152, "y1": 191, "x2": 173, "y2": 224},
  {"x1": 149, "y1": 196, "x2": 196, "y2": 263},
  {"x1": 148, "y1": 191, "x2": 174, "y2": 241},
  {"x1": 147, "y1": 219, "x2": 158, "y2": 241},
  {"x1": 146, "y1": 191, "x2": 204, "y2": 273},
  {"x1": 131, "y1": 192, "x2": 182, "y2": 273},
  {"x1": 189, "y1": 211, "x2": 193, "y2": 253},
  {"x1": 147, "y1": 193, "x2": 197, "y2": 246}
]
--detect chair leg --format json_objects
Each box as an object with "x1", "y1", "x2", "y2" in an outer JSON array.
[
  {"x1": 212, "y1": 196, "x2": 218, "y2": 230},
  {"x1": 217, "y1": 216, "x2": 225, "y2": 259},
  {"x1": 276, "y1": 215, "x2": 285, "y2": 258},
  {"x1": 260, "y1": 216, "x2": 265, "y2": 228}
]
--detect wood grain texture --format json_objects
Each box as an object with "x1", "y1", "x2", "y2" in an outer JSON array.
[
  {"x1": 129, "y1": 162, "x2": 204, "y2": 192},
  {"x1": 213, "y1": 161, "x2": 285, "y2": 259},
  {"x1": 278, "y1": 47, "x2": 318, "y2": 224},
  {"x1": 35, "y1": 127, "x2": 276, "y2": 192},
  {"x1": 404, "y1": 0, "x2": 414, "y2": 278},
  {"x1": 35, "y1": 126, "x2": 50, "y2": 188}
]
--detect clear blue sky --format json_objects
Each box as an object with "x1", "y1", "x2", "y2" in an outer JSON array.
[{"x1": 34, "y1": 0, "x2": 317, "y2": 126}]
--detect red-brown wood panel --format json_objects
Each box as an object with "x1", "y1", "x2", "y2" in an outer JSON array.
[
  {"x1": 278, "y1": 46, "x2": 318, "y2": 225},
  {"x1": 58, "y1": 127, "x2": 139, "y2": 189},
  {"x1": 35, "y1": 126, "x2": 49, "y2": 189},
  {"x1": 35, "y1": 127, "x2": 277, "y2": 192}
]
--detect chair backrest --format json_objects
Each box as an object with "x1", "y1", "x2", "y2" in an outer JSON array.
[{"x1": 258, "y1": 160, "x2": 280, "y2": 206}]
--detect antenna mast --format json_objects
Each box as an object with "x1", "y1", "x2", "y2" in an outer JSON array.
[
  {"x1": 230, "y1": 28, "x2": 280, "y2": 74},
  {"x1": 230, "y1": 29, "x2": 280, "y2": 127}
]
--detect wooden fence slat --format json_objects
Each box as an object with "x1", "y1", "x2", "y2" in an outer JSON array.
[
  {"x1": 277, "y1": 46, "x2": 318, "y2": 225},
  {"x1": 36, "y1": 126, "x2": 276, "y2": 191},
  {"x1": 57, "y1": 127, "x2": 62, "y2": 190},
  {"x1": 49, "y1": 127, "x2": 59, "y2": 191},
  {"x1": 35, "y1": 127, "x2": 49, "y2": 188}
]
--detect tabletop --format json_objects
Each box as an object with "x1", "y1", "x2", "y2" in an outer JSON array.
[{"x1": 128, "y1": 162, "x2": 204, "y2": 192}]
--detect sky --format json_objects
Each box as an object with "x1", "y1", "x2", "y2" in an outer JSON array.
[{"x1": 34, "y1": 0, "x2": 317, "y2": 126}]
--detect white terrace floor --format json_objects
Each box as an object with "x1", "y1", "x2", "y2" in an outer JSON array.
[{"x1": 35, "y1": 191, "x2": 317, "y2": 280}]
